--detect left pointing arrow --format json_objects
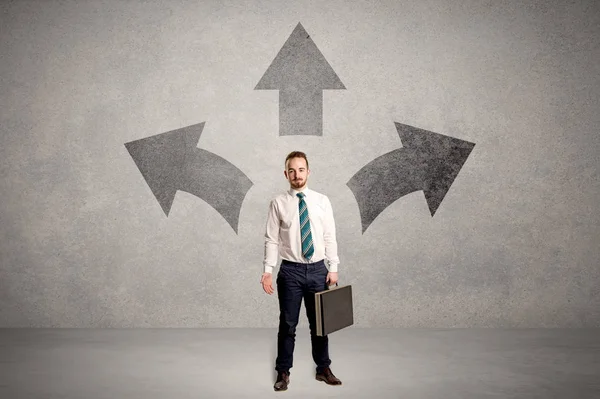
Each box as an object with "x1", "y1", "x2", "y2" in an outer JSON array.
[{"x1": 124, "y1": 122, "x2": 253, "y2": 233}]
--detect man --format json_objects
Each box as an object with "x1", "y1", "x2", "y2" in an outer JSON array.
[{"x1": 261, "y1": 151, "x2": 342, "y2": 391}]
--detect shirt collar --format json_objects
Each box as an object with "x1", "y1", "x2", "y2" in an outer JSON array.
[{"x1": 288, "y1": 187, "x2": 310, "y2": 198}]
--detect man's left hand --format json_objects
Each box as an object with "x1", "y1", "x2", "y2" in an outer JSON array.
[{"x1": 326, "y1": 272, "x2": 338, "y2": 286}]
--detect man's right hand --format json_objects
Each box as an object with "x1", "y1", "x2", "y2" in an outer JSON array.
[{"x1": 261, "y1": 272, "x2": 275, "y2": 295}]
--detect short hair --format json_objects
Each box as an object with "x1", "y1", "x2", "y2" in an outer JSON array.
[{"x1": 285, "y1": 151, "x2": 309, "y2": 170}]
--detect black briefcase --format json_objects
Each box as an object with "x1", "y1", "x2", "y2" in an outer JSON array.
[{"x1": 314, "y1": 284, "x2": 353, "y2": 336}]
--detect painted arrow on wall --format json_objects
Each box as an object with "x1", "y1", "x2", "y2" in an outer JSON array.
[
  {"x1": 347, "y1": 122, "x2": 475, "y2": 233},
  {"x1": 255, "y1": 22, "x2": 346, "y2": 136},
  {"x1": 124, "y1": 122, "x2": 253, "y2": 233}
]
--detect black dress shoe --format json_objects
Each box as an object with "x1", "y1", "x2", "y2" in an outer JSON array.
[
  {"x1": 316, "y1": 367, "x2": 342, "y2": 385},
  {"x1": 274, "y1": 371, "x2": 289, "y2": 391}
]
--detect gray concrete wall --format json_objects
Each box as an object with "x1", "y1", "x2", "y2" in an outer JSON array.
[{"x1": 1, "y1": 0, "x2": 598, "y2": 327}]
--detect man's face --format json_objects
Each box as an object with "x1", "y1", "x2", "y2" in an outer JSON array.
[{"x1": 284, "y1": 157, "x2": 310, "y2": 190}]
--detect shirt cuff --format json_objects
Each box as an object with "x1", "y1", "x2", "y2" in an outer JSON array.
[{"x1": 264, "y1": 265, "x2": 274, "y2": 274}]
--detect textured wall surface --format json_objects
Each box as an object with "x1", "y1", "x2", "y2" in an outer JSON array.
[{"x1": 1, "y1": 0, "x2": 599, "y2": 327}]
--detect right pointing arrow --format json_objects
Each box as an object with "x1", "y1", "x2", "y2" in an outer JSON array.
[
  {"x1": 347, "y1": 123, "x2": 475, "y2": 233},
  {"x1": 255, "y1": 22, "x2": 345, "y2": 136}
]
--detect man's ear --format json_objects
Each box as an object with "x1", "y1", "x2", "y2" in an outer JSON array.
[{"x1": 284, "y1": 170, "x2": 289, "y2": 179}]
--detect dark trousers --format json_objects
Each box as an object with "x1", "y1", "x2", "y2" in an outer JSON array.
[{"x1": 275, "y1": 259, "x2": 331, "y2": 374}]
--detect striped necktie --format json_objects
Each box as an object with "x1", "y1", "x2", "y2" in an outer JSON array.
[{"x1": 297, "y1": 192, "x2": 314, "y2": 260}]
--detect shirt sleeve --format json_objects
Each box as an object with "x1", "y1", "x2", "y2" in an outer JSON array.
[
  {"x1": 263, "y1": 199, "x2": 280, "y2": 274},
  {"x1": 322, "y1": 196, "x2": 340, "y2": 273}
]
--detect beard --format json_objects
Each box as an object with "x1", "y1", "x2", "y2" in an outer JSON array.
[{"x1": 291, "y1": 179, "x2": 305, "y2": 189}]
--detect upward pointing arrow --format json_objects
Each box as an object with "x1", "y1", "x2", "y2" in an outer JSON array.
[{"x1": 255, "y1": 22, "x2": 346, "y2": 136}]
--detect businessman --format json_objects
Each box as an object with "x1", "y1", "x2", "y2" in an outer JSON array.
[{"x1": 261, "y1": 151, "x2": 342, "y2": 391}]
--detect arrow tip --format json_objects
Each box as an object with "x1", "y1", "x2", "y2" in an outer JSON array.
[
  {"x1": 394, "y1": 122, "x2": 475, "y2": 216},
  {"x1": 294, "y1": 21, "x2": 307, "y2": 34},
  {"x1": 125, "y1": 122, "x2": 207, "y2": 216},
  {"x1": 255, "y1": 22, "x2": 345, "y2": 90}
]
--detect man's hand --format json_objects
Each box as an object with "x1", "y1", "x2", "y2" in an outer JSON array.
[
  {"x1": 261, "y1": 272, "x2": 275, "y2": 295},
  {"x1": 326, "y1": 272, "x2": 338, "y2": 286}
]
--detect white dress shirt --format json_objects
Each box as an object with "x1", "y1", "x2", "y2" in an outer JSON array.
[{"x1": 263, "y1": 187, "x2": 340, "y2": 274}]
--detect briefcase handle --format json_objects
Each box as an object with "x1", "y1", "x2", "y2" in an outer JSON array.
[{"x1": 327, "y1": 282, "x2": 338, "y2": 290}]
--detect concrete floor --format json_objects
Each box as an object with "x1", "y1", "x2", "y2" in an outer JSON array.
[{"x1": 1, "y1": 328, "x2": 599, "y2": 399}]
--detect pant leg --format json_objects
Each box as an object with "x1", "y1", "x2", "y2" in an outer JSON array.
[
  {"x1": 275, "y1": 264, "x2": 305, "y2": 373},
  {"x1": 303, "y1": 261, "x2": 331, "y2": 373}
]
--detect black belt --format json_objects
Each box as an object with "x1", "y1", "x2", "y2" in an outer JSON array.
[{"x1": 281, "y1": 259, "x2": 324, "y2": 267}]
